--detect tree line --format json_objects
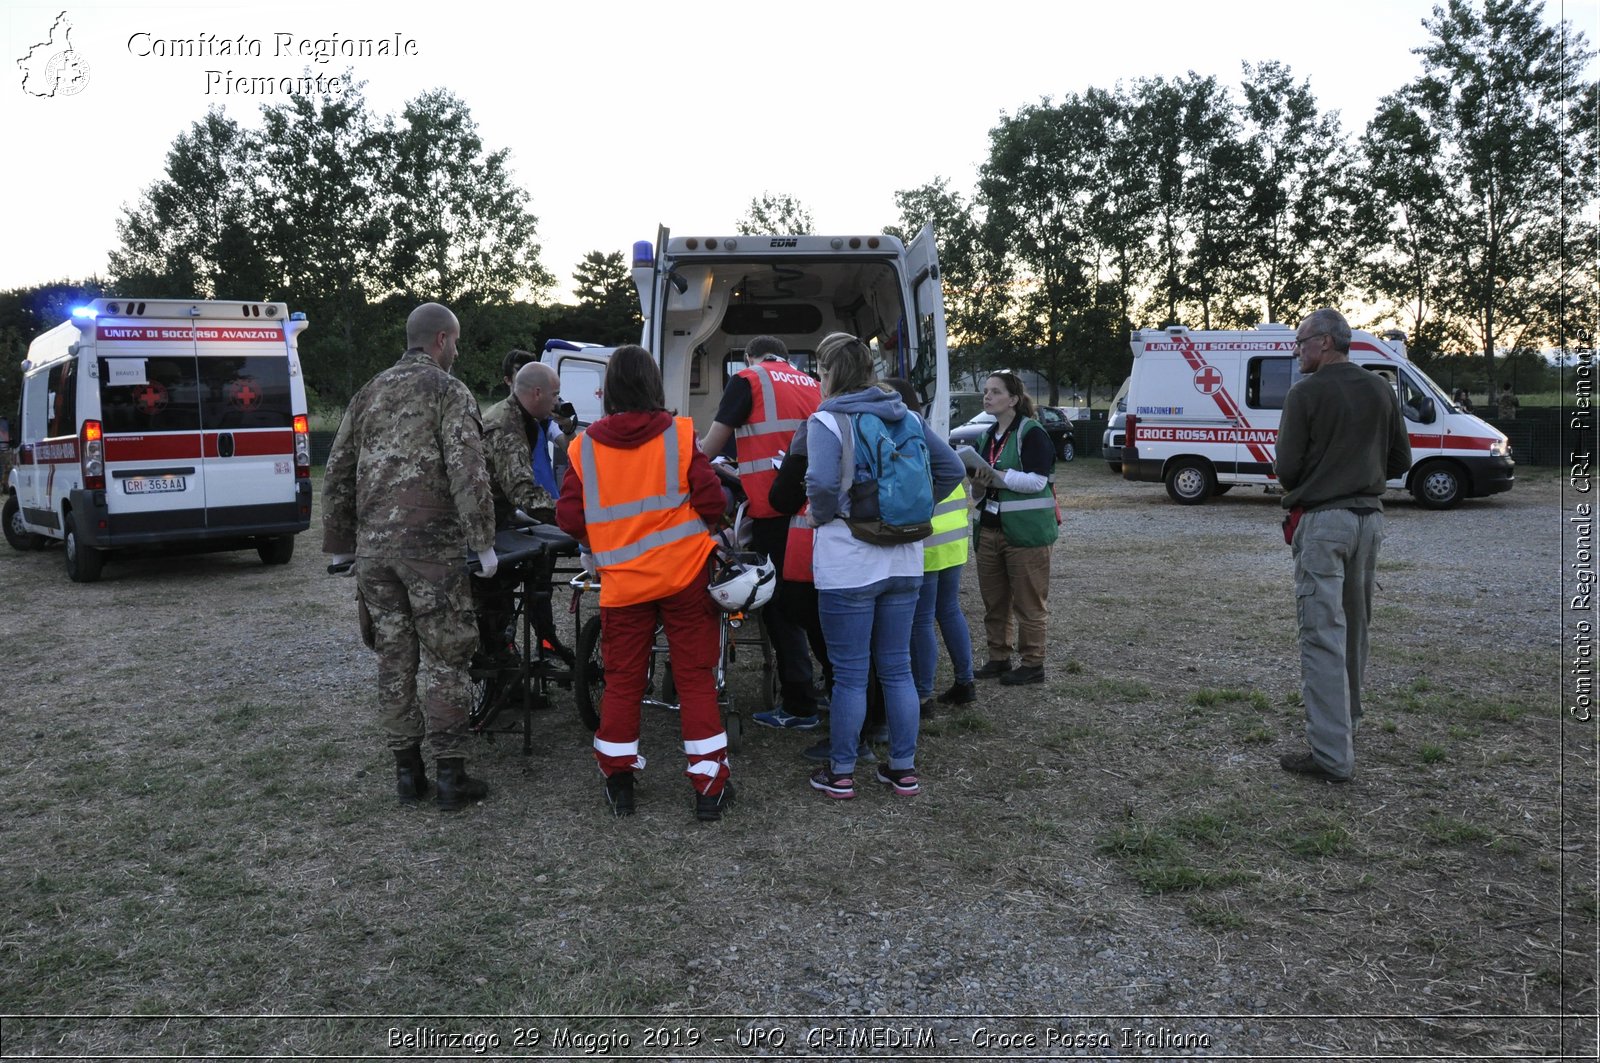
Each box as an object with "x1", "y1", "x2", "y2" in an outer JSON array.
[
  {"x1": 1, "y1": 0, "x2": 1592, "y2": 420},
  {"x1": 889, "y1": 0, "x2": 1595, "y2": 401}
]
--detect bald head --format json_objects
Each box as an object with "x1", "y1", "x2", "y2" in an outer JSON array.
[
  {"x1": 513, "y1": 361, "x2": 560, "y2": 420},
  {"x1": 406, "y1": 302, "x2": 461, "y2": 370}
]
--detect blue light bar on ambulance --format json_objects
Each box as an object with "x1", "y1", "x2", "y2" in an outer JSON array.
[
  {"x1": 71, "y1": 306, "x2": 98, "y2": 320},
  {"x1": 633, "y1": 240, "x2": 654, "y2": 268}
]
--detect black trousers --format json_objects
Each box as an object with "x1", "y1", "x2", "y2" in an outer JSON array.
[{"x1": 751, "y1": 515, "x2": 831, "y2": 710}]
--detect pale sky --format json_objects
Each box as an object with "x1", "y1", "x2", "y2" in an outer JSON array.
[{"x1": 3, "y1": 0, "x2": 1596, "y2": 301}]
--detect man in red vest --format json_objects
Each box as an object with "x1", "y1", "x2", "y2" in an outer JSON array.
[{"x1": 700, "y1": 336, "x2": 828, "y2": 728}]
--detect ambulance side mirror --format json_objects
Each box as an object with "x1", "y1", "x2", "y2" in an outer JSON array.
[{"x1": 1407, "y1": 396, "x2": 1436, "y2": 424}]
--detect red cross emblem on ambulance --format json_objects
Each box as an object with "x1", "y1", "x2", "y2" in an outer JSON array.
[
  {"x1": 226, "y1": 378, "x2": 262, "y2": 410},
  {"x1": 1193, "y1": 365, "x2": 1224, "y2": 395}
]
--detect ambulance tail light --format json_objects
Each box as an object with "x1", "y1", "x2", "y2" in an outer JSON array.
[
  {"x1": 81, "y1": 420, "x2": 105, "y2": 489},
  {"x1": 1124, "y1": 414, "x2": 1138, "y2": 446},
  {"x1": 292, "y1": 414, "x2": 311, "y2": 479}
]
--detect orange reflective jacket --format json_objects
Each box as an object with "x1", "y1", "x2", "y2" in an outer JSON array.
[{"x1": 572, "y1": 417, "x2": 716, "y2": 607}]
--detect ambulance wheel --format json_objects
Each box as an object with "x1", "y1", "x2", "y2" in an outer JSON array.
[
  {"x1": 1059, "y1": 437, "x2": 1076, "y2": 462},
  {"x1": 64, "y1": 511, "x2": 105, "y2": 583},
  {"x1": 1105, "y1": 462, "x2": 1122, "y2": 475},
  {"x1": 4, "y1": 495, "x2": 44, "y2": 551},
  {"x1": 1412, "y1": 460, "x2": 1464, "y2": 510},
  {"x1": 1164, "y1": 459, "x2": 1216, "y2": 505},
  {"x1": 574, "y1": 614, "x2": 604, "y2": 732},
  {"x1": 257, "y1": 535, "x2": 295, "y2": 565}
]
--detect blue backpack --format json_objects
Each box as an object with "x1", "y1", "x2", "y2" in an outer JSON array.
[{"x1": 833, "y1": 410, "x2": 935, "y2": 545}]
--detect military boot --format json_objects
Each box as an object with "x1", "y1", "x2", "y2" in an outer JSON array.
[
  {"x1": 435, "y1": 758, "x2": 490, "y2": 812},
  {"x1": 394, "y1": 745, "x2": 430, "y2": 804}
]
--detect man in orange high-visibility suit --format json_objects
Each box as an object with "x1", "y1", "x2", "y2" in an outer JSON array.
[
  {"x1": 557, "y1": 346, "x2": 733, "y2": 821},
  {"x1": 699, "y1": 335, "x2": 827, "y2": 729}
]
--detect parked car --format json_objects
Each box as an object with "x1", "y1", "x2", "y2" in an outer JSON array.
[
  {"x1": 947, "y1": 411, "x2": 996, "y2": 449},
  {"x1": 948, "y1": 407, "x2": 1076, "y2": 461},
  {"x1": 1037, "y1": 405, "x2": 1078, "y2": 462},
  {"x1": 1102, "y1": 410, "x2": 1127, "y2": 472}
]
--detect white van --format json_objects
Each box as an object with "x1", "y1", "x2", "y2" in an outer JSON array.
[
  {"x1": 1120, "y1": 324, "x2": 1514, "y2": 508},
  {"x1": 3, "y1": 298, "x2": 314, "y2": 581},
  {"x1": 629, "y1": 225, "x2": 951, "y2": 435},
  {"x1": 538, "y1": 338, "x2": 613, "y2": 428},
  {"x1": 1101, "y1": 376, "x2": 1131, "y2": 473}
]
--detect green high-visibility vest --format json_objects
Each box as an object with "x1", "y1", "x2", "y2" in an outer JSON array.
[
  {"x1": 923, "y1": 482, "x2": 970, "y2": 572},
  {"x1": 979, "y1": 417, "x2": 1059, "y2": 548}
]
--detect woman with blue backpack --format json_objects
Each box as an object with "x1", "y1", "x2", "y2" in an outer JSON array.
[{"x1": 803, "y1": 333, "x2": 965, "y2": 800}]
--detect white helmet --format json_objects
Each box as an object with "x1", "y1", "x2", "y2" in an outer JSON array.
[{"x1": 708, "y1": 549, "x2": 777, "y2": 612}]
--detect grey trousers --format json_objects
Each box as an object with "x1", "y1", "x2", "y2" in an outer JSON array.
[{"x1": 1292, "y1": 508, "x2": 1384, "y2": 779}]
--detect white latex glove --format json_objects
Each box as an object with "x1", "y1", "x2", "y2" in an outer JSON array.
[
  {"x1": 579, "y1": 547, "x2": 596, "y2": 575},
  {"x1": 474, "y1": 546, "x2": 499, "y2": 579}
]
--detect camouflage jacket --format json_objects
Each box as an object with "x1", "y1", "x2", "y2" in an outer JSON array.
[
  {"x1": 322, "y1": 349, "x2": 495, "y2": 560},
  {"x1": 481, "y1": 395, "x2": 557, "y2": 526}
]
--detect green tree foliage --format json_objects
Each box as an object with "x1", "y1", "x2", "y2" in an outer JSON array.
[
  {"x1": 1358, "y1": 0, "x2": 1597, "y2": 383},
  {"x1": 0, "y1": 280, "x2": 108, "y2": 425},
  {"x1": 381, "y1": 89, "x2": 553, "y2": 306},
  {"x1": 977, "y1": 98, "x2": 1098, "y2": 402},
  {"x1": 736, "y1": 193, "x2": 814, "y2": 235},
  {"x1": 1235, "y1": 62, "x2": 1354, "y2": 326},
  {"x1": 106, "y1": 81, "x2": 553, "y2": 405},
  {"x1": 107, "y1": 109, "x2": 272, "y2": 300},
  {"x1": 566, "y1": 250, "x2": 641, "y2": 343},
  {"x1": 887, "y1": 178, "x2": 1004, "y2": 379},
  {"x1": 255, "y1": 81, "x2": 392, "y2": 400}
]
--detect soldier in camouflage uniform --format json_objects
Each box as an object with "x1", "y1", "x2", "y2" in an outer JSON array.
[
  {"x1": 322, "y1": 302, "x2": 498, "y2": 811},
  {"x1": 474, "y1": 360, "x2": 567, "y2": 665}
]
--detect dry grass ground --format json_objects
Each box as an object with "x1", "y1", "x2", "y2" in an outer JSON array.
[{"x1": 0, "y1": 463, "x2": 1592, "y2": 1059}]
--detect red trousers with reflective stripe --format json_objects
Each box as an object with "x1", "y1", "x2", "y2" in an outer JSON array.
[{"x1": 594, "y1": 572, "x2": 729, "y2": 794}]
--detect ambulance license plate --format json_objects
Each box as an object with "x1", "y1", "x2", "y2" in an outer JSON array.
[{"x1": 123, "y1": 475, "x2": 187, "y2": 494}]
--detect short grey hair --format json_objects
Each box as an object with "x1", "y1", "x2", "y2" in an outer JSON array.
[
  {"x1": 405, "y1": 302, "x2": 458, "y2": 349},
  {"x1": 1303, "y1": 308, "x2": 1351, "y2": 352}
]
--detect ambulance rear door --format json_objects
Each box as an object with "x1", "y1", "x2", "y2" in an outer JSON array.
[
  {"x1": 193, "y1": 321, "x2": 301, "y2": 530},
  {"x1": 94, "y1": 316, "x2": 211, "y2": 536},
  {"x1": 906, "y1": 224, "x2": 951, "y2": 436}
]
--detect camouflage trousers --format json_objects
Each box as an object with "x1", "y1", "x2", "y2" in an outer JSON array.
[{"x1": 356, "y1": 556, "x2": 478, "y2": 760}]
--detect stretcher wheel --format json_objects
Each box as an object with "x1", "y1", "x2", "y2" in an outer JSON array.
[
  {"x1": 725, "y1": 704, "x2": 742, "y2": 754},
  {"x1": 574, "y1": 614, "x2": 604, "y2": 732},
  {"x1": 659, "y1": 660, "x2": 677, "y2": 705},
  {"x1": 762, "y1": 662, "x2": 780, "y2": 712}
]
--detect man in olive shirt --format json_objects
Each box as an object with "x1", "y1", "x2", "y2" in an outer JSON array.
[
  {"x1": 323, "y1": 302, "x2": 497, "y2": 810},
  {"x1": 475, "y1": 360, "x2": 570, "y2": 667},
  {"x1": 1274, "y1": 308, "x2": 1412, "y2": 782}
]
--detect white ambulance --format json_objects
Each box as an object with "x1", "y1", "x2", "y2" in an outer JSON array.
[
  {"x1": 1119, "y1": 323, "x2": 1514, "y2": 508},
  {"x1": 3, "y1": 298, "x2": 314, "y2": 581},
  {"x1": 629, "y1": 225, "x2": 951, "y2": 435}
]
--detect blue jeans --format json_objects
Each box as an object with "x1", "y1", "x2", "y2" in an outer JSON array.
[
  {"x1": 818, "y1": 575, "x2": 921, "y2": 773},
  {"x1": 912, "y1": 565, "x2": 974, "y2": 699}
]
